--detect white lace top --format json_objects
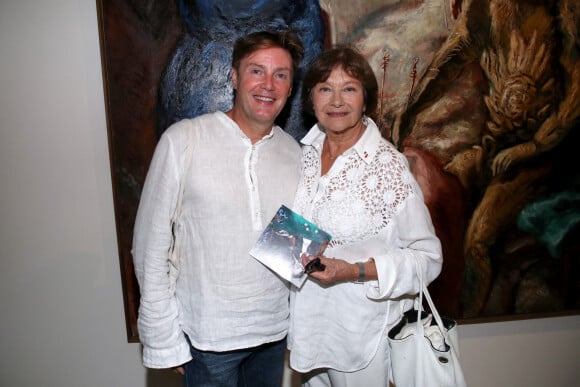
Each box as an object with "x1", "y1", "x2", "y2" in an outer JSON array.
[{"x1": 288, "y1": 119, "x2": 442, "y2": 373}]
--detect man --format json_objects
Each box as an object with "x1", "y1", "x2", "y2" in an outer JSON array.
[{"x1": 132, "y1": 30, "x2": 304, "y2": 386}]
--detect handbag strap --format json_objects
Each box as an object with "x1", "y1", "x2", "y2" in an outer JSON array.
[
  {"x1": 413, "y1": 251, "x2": 450, "y2": 342},
  {"x1": 412, "y1": 250, "x2": 448, "y2": 387}
]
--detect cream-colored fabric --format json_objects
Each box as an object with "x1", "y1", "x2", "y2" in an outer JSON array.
[
  {"x1": 289, "y1": 119, "x2": 442, "y2": 373},
  {"x1": 133, "y1": 111, "x2": 302, "y2": 368}
]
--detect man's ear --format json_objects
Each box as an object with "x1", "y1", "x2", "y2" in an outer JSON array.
[{"x1": 231, "y1": 67, "x2": 238, "y2": 90}]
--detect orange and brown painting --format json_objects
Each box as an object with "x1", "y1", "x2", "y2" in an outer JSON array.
[{"x1": 331, "y1": 0, "x2": 580, "y2": 320}]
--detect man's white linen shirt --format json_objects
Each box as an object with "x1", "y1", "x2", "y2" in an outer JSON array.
[
  {"x1": 288, "y1": 120, "x2": 442, "y2": 373},
  {"x1": 132, "y1": 112, "x2": 302, "y2": 369}
]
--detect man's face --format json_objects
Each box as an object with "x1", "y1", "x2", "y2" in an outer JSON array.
[{"x1": 231, "y1": 47, "x2": 293, "y2": 129}]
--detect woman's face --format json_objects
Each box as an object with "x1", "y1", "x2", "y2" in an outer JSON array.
[{"x1": 311, "y1": 66, "x2": 365, "y2": 134}]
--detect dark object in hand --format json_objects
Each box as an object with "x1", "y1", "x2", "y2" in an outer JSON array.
[{"x1": 304, "y1": 257, "x2": 326, "y2": 274}]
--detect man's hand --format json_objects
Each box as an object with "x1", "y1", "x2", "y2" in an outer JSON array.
[{"x1": 173, "y1": 366, "x2": 185, "y2": 375}]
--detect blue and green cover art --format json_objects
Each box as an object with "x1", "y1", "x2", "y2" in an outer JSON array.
[{"x1": 250, "y1": 205, "x2": 331, "y2": 287}]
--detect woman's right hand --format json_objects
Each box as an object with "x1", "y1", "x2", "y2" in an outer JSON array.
[{"x1": 302, "y1": 254, "x2": 358, "y2": 284}]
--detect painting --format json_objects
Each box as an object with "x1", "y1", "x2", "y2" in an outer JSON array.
[
  {"x1": 98, "y1": 0, "x2": 580, "y2": 342},
  {"x1": 358, "y1": 0, "x2": 580, "y2": 321}
]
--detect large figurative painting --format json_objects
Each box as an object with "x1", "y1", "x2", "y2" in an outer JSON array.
[{"x1": 98, "y1": 0, "x2": 580, "y2": 342}]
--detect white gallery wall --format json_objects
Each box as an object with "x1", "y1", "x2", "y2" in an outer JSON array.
[{"x1": 0, "y1": 1, "x2": 579, "y2": 386}]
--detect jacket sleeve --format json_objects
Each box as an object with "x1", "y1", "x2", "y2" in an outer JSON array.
[
  {"x1": 131, "y1": 124, "x2": 192, "y2": 368},
  {"x1": 368, "y1": 186, "x2": 443, "y2": 301}
]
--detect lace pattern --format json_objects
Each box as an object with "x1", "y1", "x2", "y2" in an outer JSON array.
[{"x1": 295, "y1": 140, "x2": 415, "y2": 246}]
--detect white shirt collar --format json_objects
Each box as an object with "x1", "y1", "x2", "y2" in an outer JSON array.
[{"x1": 300, "y1": 117, "x2": 383, "y2": 164}]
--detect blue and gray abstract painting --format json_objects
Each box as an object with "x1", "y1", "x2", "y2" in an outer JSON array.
[{"x1": 159, "y1": 0, "x2": 325, "y2": 140}]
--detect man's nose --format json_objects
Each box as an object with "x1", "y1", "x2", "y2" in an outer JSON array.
[{"x1": 262, "y1": 75, "x2": 274, "y2": 91}]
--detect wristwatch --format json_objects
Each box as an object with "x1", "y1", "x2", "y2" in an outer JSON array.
[{"x1": 355, "y1": 261, "x2": 365, "y2": 283}]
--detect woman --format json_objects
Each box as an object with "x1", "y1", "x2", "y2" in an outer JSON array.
[{"x1": 288, "y1": 46, "x2": 443, "y2": 386}]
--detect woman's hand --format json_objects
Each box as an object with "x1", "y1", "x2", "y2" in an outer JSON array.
[{"x1": 302, "y1": 254, "x2": 358, "y2": 284}]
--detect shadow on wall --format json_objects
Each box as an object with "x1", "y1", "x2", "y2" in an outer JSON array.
[{"x1": 147, "y1": 368, "x2": 181, "y2": 387}]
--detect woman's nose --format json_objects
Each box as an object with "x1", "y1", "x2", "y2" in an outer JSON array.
[{"x1": 331, "y1": 92, "x2": 344, "y2": 106}]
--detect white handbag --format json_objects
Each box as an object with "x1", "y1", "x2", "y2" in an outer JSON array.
[{"x1": 388, "y1": 253, "x2": 467, "y2": 387}]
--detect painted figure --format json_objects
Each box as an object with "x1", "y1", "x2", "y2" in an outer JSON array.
[{"x1": 394, "y1": 0, "x2": 580, "y2": 317}]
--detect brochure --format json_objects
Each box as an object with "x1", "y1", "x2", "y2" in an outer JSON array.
[{"x1": 250, "y1": 205, "x2": 332, "y2": 288}]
